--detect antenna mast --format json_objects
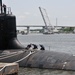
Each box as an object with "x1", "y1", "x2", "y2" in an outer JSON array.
[{"x1": 0, "y1": 0, "x2": 2, "y2": 13}]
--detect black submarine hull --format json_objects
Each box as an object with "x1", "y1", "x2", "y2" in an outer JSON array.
[{"x1": 0, "y1": 50, "x2": 75, "y2": 71}]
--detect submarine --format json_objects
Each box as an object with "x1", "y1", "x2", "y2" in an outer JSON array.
[{"x1": 0, "y1": 0, "x2": 75, "y2": 71}]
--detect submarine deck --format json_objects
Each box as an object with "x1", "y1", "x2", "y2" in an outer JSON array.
[{"x1": 0, "y1": 49, "x2": 75, "y2": 71}]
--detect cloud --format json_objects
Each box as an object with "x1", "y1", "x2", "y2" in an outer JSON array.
[
  {"x1": 18, "y1": 15, "x2": 26, "y2": 19},
  {"x1": 24, "y1": 12, "x2": 30, "y2": 15},
  {"x1": 17, "y1": 12, "x2": 31, "y2": 19}
]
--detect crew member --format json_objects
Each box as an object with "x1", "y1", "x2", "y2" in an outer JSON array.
[
  {"x1": 25, "y1": 44, "x2": 32, "y2": 50},
  {"x1": 32, "y1": 44, "x2": 38, "y2": 49},
  {"x1": 3, "y1": 4, "x2": 6, "y2": 14},
  {"x1": 40, "y1": 44, "x2": 45, "y2": 50}
]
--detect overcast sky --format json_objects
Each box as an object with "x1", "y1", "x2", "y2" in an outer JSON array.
[{"x1": 2, "y1": 0, "x2": 75, "y2": 26}]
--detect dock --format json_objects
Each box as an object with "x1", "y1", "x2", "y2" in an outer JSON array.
[{"x1": 0, "y1": 62, "x2": 19, "y2": 75}]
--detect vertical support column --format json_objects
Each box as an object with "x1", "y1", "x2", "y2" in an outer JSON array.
[
  {"x1": 73, "y1": 27, "x2": 75, "y2": 33},
  {"x1": 27, "y1": 26, "x2": 29, "y2": 34},
  {"x1": 42, "y1": 26, "x2": 45, "y2": 33}
]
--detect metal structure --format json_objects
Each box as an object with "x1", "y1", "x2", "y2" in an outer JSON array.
[
  {"x1": 0, "y1": 0, "x2": 2, "y2": 13},
  {"x1": 39, "y1": 7, "x2": 53, "y2": 34}
]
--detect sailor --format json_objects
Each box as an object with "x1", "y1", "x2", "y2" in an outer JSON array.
[
  {"x1": 40, "y1": 44, "x2": 45, "y2": 50},
  {"x1": 3, "y1": 4, "x2": 6, "y2": 14},
  {"x1": 25, "y1": 44, "x2": 32, "y2": 50},
  {"x1": 32, "y1": 44, "x2": 38, "y2": 49}
]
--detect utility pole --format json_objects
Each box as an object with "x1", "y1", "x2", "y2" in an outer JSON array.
[{"x1": 56, "y1": 18, "x2": 57, "y2": 26}]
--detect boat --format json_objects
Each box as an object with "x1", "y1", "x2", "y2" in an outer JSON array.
[
  {"x1": 0, "y1": 0, "x2": 75, "y2": 71},
  {"x1": 43, "y1": 31, "x2": 54, "y2": 34}
]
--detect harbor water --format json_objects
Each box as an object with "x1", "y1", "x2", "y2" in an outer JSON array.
[{"x1": 18, "y1": 33, "x2": 75, "y2": 75}]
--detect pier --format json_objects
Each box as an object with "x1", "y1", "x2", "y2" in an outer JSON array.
[{"x1": 0, "y1": 62, "x2": 19, "y2": 75}]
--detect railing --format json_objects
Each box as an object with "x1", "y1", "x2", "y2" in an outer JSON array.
[
  {"x1": 7, "y1": 7, "x2": 12, "y2": 14},
  {"x1": 0, "y1": 6, "x2": 12, "y2": 15}
]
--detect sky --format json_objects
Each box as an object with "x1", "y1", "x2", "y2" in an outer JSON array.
[{"x1": 2, "y1": 0, "x2": 75, "y2": 26}]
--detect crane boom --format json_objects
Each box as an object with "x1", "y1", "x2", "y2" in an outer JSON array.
[
  {"x1": 39, "y1": 7, "x2": 48, "y2": 28},
  {"x1": 39, "y1": 7, "x2": 53, "y2": 34}
]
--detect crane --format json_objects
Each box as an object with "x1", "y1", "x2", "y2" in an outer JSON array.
[{"x1": 39, "y1": 7, "x2": 53, "y2": 34}]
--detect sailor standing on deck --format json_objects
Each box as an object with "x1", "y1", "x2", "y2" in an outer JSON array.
[
  {"x1": 32, "y1": 44, "x2": 38, "y2": 50},
  {"x1": 39, "y1": 44, "x2": 45, "y2": 50},
  {"x1": 3, "y1": 4, "x2": 6, "y2": 14},
  {"x1": 25, "y1": 44, "x2": 32, "y2": 50}
]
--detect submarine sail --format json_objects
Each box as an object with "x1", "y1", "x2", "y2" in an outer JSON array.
[{"x1": 0, "y1": 0, "x2": 24, "y2": 50}]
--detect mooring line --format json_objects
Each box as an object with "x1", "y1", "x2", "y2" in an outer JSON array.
[{"x1": 14, "y1": 51, "x2": 35, "y2": 63}]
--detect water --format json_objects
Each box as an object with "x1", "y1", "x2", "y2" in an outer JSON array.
[{"x1": 18, "y1": 33, "x2": 75, "y2": 75}]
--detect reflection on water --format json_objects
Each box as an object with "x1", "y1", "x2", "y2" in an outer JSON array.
[
  {"x1": 18, "y1": 34, "x2": 75, "y2": 75},
  {"x1": 19, "y1": 68, "x2": 75, "y2": 75}
]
